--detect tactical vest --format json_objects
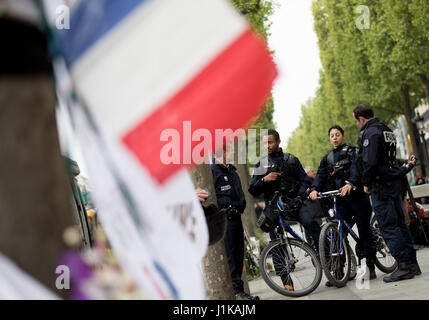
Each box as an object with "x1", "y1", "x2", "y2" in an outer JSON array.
[
  {"x1": 325, "y1": 145, "x2": 355, "y2": 190},
  {"x1": 278, "y1": 153, "x2": 300, "y2": 198},
  {"x1": 357, "y1": 121, "x2": 397, "y2": 173}
]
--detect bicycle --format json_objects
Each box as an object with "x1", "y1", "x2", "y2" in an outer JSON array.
[
  {"x1": 370, "y1": 213, "x2": 399, "y2": 273},
  {"x1": 316, "y1": 189, "x2": 397, "y2": 287},
  {"x1": 258, "y1": 192, "x2": 323, "y2": 297}
]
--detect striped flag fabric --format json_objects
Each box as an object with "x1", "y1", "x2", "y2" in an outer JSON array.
[
  {"x1": 46, "y1": 0, "x2": 277, "y2": 300},
  {"x1": 55, "y1": 0, "x2": 277, "y2": 183}
]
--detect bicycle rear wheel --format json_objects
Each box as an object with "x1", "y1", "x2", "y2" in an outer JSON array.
[
  {"x1": 370, "y1": 216, "x2": 397, "y2": 273},
  {"x1": 259, "y1": 238, "x2": 322, "y2": 297},
  {"x1": 348, "y1": 243, "x2": 358, "y2": 280},
  {"x1": 319, "y1": 222, "x2": 351, "y2": 288}
]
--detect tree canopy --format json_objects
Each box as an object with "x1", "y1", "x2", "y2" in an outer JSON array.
[{"x1": 287, "y1": 0, "x2": 429, "y2": 170}]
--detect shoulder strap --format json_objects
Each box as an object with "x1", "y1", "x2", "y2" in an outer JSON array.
[
  {"x1": 283, "y1": 153, "x2": 298, "y2": 168},
  {"x1": 343, "y1": 145, "x2": 355, "y2": 159},
  {"x1": 327, "y1": 151, "x2": 335, "y2": 166},
  {"x1": 368, "y1": 121, "x2": 392, "y2": 133}
]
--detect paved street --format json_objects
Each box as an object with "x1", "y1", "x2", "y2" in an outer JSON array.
[{"x1": 249, "y1": 243, "x2": 429, "y2": 300}]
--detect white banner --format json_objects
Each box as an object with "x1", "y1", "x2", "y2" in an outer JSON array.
[{"x1": 54, "y1": 58, "x2": 207, "y2": 299}]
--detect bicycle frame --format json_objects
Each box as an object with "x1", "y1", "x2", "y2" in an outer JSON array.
[
  {"x1": 276, "y1": 197, "x2": 303, "y2": 242},
  {"x1": 321, "y1": 191, "x2": 360, "y2": 256}
]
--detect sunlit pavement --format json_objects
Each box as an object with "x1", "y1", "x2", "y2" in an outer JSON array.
[{"x1": 249, "y1": 228, "x2": 429, "y2": 300}]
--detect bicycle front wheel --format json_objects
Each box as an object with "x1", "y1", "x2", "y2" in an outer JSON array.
[
  {"x1": 370, "y1": 216, "x2": 397, "y2": 273},
  {"x1": 259, "y1": 238, "x2": 322, "y2": 298},
  {"x1": 319, "y1": 222, "x2": 351, "y2": 288}
]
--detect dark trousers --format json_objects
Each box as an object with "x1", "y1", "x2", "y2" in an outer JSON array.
[
  {"x1": 297, "y1": 205, "x2": 321, "y2": 249},
  {"x1": 370, "y1": 194, "x2": 416, "y2": 264},
  {"x1": 268, "y1": 205, "x2": 321, "y2": 248},
  {"x1": 224, "y1": 216, "x2": 244, "y2": 294},
  {"x1": 336, "y1": 194, "x2": 376, "y2": 260},
  {"x1": 268, "y1": 205, "x2": 321, "y2": 285}
]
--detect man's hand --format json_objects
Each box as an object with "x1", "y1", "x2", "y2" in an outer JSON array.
[
  {"x1": 407, "y1": 154, "x2": 417, "y2": 169},
  {"x1": 309, "y1": 190, "x2": 318, "y2": 201},
  {"x1": 364, "y1": 186, "x2": 371, "y2": 195},
  {"x1": 263, "y1": 172, "x2": 281, "y2": 182},
  {"x1": 195, "y1": 187, "x2": 209, "y2": 204},
  {"x1": 341, "y1": 184, "x2": 353, "y2": 197}
]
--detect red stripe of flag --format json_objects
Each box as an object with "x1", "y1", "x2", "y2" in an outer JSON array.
[{"x1": 122, "y1": 29, "x2": 277, "y2": 184}]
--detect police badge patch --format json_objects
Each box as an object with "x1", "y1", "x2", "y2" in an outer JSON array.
[
  {"x1": 363, "y1": 139, "x2": 369, "y2": 147},
  {"x1": 383, "y1": 131, "x2": 396, "y2": 143},
  {"x1": 221, "y1": 185, "x2": 231, "y2": 191}
]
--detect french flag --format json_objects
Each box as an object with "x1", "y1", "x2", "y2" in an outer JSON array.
[{"x1": 56, "y1": 0, "x2": 277, "y2": 184}]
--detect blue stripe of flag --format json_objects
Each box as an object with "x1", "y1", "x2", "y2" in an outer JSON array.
[{"x1": 55, "y1": 0, "x2": 148, "y2": 66}]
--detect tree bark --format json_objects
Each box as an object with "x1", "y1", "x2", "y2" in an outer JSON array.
[
  {"x1": 402, "y1": 84, "x2": 423, "y2": 175},
  {"x1": 0, "y1": 74, "x2": 76, "y2": 298},
  {"x1": 236, "y1": 164, "x2": 257, "y2": 237},
  {"x1": 190, "y1": 165, "x2": 235, "y2": 300},
  {"x1": 420, "y1": 74, "x2": 429, "y2": 105}
]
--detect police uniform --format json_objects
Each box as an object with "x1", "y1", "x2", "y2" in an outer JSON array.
[
  {"x1": 357, "y1": 118, "x2": 419, "y2": 281},
  {"x1": 249, "y1": 148, "x2": 320, "y2": 249},
  {"x1": 211, "y1": 160, "x2": 246, "y2": 295},
  {"x1": 312, "y1": 144, "x2": 377, "y2": 263}
]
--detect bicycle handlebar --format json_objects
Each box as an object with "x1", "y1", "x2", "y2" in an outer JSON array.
[{"x1": 316, "y1": 189, "x2": 342, "y2": 199}]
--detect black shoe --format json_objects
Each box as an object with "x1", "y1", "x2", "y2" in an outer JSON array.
[
  {"x1": 325, "y1": 274, "x2": 355, "y2": 288},
  {"x1": 383, "y1": 262, "x2": 414, "y2": 283},
  {"x1": 235, "y1": 292, "x2": 260, "y2": 300},
  {"x1": 409, "y1": 261, "x2": 422, "y2": 276}
]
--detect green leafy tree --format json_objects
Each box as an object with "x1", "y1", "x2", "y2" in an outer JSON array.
[{"x1": 287, "y1": 0, "x2": 429, "y2": 173}]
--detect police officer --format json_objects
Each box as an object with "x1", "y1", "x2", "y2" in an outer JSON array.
[
  {"x1": 353, "y1": 104, "x2": 421, "y2": 283},
  {"x1": 211, "y1": 148, "x2": 259, "y2": 300},
  {"x1": 249, "y1": 130, "x2": 321, "y2": 291},
  {"x1": 309, "y1": 125, "x2": 377, "y2": 286},
  {"x1": 249, "y1": 130, "x2": 321, "y2": 249}
]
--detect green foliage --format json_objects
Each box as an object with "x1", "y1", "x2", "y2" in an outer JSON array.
[
  {"x1": 231, "y1": 0, "x2": 275, "y2": 39},
  {"x1": 287, "y1": 0, "x2": 429, "y2": 170},
  {"x1": 409, "y1": 0, "x2": 429, "y2": 42},
  {"x1": 230, "y1": 0, "x2": 277, "y2": 133}
]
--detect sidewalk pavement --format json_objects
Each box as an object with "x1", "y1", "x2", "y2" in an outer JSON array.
[{"x1": 249, "y1": 243, "x2": 429, "y2": 300}]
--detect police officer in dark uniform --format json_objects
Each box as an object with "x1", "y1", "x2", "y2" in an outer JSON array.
[
  {"x1": 249, "y1": 130, "x2": 321, "y2": 291},
  {"x1": 309, "y1": 125, "x2": 377, "y2": 286},
  {"x1": 353, "y1": 104, "x2": 421, "y2": 283},
  {"x1": 211, "y1": 148, "x2": 259, "y2": 300},
  {"x1": 249, "y1": 130, "x2": 321, "y2": 249}
]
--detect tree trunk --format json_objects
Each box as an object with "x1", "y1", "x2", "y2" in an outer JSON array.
[
  {"x1": 190, "y1": 165, "x2": 235, "y2": 300},
  {"x1": 0, "y1": 74, "x2": 76, "y2": 298},
  {"x1": 236, "y1": 164, "x2": 257, "y2": 237},
  {"x1": 420, "y1": 74, "x2": 429, "y2": 105},
  {"x1": 236, "y1": 163, "x2": 256, "y2": 293},
  {"x1": 402, "y1": 84, "x2": 423, "y2": 175}
]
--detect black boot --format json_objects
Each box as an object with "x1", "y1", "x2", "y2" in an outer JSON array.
[
  {"x1": 366, "y1": 259, "x2": 377, "y2": 280},
  {"x1": 409, "y1": 261, "x2": 422, "y2": 276},
  {"x1": 383, "y1": 262, "x2": 414, "y2": 283}
]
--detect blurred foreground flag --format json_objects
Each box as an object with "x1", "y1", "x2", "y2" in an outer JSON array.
[{"x1": 55, "y1": 0, "x2": 277, "y2": 183}]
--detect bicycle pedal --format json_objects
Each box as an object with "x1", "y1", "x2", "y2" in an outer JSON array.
[{"x1": 284, "y1": 285, "x2": 294, "y2": 291}]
